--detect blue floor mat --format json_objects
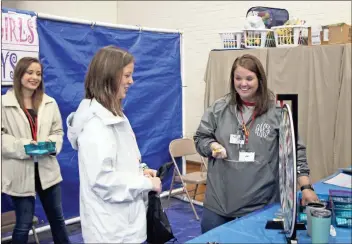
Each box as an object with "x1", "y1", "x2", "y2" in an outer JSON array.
[
  {"x1": 164, "y1": 198, "x2": 203, "y2": 243},
  {"x1": 13, "y1": 198, "x2": 203, "y2": 244},
  {"x1": 69, "y1": 198, "x2": 203, "y2": 244}
]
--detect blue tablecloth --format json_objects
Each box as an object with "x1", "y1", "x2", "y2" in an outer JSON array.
[{"x1": 187, "y1": 171, "x2": 352, "y2": 243}]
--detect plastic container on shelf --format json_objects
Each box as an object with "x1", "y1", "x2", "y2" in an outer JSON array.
[
  {"x1": 271, "y1": 25, "x2": 309, "y2": 47},
  {"x1": 218, "y1": 31, "x2": 243, "y2": 49},
  {"x1": 243, "y1": 28, "x2": 275, "y2": 49}
]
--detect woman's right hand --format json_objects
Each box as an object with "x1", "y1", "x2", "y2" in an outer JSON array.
[
  {"x1": 150, "y1": 177, "x2": 162, "y2": 194},
  {"x1": 210, "y1": 142, "x2": 227, "y2": 159}
]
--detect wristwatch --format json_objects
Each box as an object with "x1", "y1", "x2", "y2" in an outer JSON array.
[{"x1": 301, "y1": 184, "x2": 314, "y2": 192}]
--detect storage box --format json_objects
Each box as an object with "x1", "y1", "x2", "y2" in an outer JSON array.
[
  {"x1": 309, "y1": 23, "x2": 351, "y2": 45},
  {"x1": 243, "y1": 29, "x2": 275, "y2": 48},
  {"x1": 218, "y1": 31, "x2": 243, "y2": 49},
  {"x1": 308, "y1": 26, "x2": 329, "y2": 46},
  {"x1": 24, "y1": 141, "x2": 56, "y2": 156},
  {"x1": 272, "y1": 25, "x2": 309, "y2": 47},
  {"x1": 327, "y1": 23, "x2": 351, "y2": 44}
]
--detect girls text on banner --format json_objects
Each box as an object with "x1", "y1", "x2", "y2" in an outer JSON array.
[{"x1": 1, "y1": 11, "x2": 39, "y2": 84}]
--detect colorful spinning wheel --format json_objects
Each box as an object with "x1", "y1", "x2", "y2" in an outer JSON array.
[{"x1": 279, "y1": 103, "x2": 297, "y2": 239}]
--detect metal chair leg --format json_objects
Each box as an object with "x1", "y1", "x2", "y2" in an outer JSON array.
[
  {"x1": 193, "y1": 184, "x2": 199, "y2": 200},
  {"x1": 183, "y1": 185, "x2": 199, "y2": 220}
]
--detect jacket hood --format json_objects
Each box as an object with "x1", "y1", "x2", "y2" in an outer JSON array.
[
  {"x1": 67, "y1": 99, "x2": 95, "y2": 150},
  {"x1": 67, "y1": 99, "x2": 126, "y2": 150}
]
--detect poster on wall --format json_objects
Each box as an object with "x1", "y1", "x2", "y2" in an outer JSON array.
[{"x1": 1, "y1": 11, "x2": 39, "y2": 85}]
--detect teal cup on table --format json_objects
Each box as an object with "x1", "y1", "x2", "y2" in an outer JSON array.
[
  {"x1": 311, "y1": 209, "x2": 331, "y2": 244},
  {"x1": 306, "y1": 202, "x2": 326, "y2": 237}
]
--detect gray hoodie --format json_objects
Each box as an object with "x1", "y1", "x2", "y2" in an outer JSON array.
[{"x1": 194, "y1": 96, "x2": 309, "y2": 218}]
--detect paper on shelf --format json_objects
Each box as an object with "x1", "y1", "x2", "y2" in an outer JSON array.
[{"x1": 311, "y1": 25, "x2": 322, "y2": 45}]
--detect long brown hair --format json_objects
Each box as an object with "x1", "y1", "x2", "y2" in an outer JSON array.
[
  {"x1": 13, "y1": 57, "x2": 44, "y2": 112},
  {"x1": 84, "y1": 45, "x2": 134, "y2": 117},
  {"x1": 229, "y1": 54, "x2": 275, "y2": 116}
]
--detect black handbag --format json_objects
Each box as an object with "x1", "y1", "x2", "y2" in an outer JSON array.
[{"x1": 146, "y1": 162, "x2": 176, "y2": 244}]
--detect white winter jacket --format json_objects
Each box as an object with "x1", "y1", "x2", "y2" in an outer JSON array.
[{"x1": 67, "y1": 98, "x2": 153, "y2": 243}]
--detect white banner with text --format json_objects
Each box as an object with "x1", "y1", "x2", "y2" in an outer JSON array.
[{"x1": 1, "y1": 11, "x2": 39, "y2": 84}]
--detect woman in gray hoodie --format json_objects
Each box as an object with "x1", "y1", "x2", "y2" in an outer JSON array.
[{"x1": 194, "y1": 54, "x2": 318, "y2": 233}]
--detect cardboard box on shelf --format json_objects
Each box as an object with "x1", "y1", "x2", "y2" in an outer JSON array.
[
  {"x1": 308, "y1": 23, "x2": 351, "y2": 46},
  {"x1": 327, "y1": 23, "x2": 351, "y2": 44}
]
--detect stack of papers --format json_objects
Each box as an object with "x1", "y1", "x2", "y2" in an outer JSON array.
[{"x1": 324, "y1": 173, "x2": 352, "y2": 189}]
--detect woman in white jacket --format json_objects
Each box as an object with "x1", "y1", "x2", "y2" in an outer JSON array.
[{"x1": 67, "y1": 46, "x2": 162, "y2": 243}]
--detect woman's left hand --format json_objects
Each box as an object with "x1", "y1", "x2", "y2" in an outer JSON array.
[
  {"x1": 301, "y1": 189, "x2": 319, "y2": 205},
  {"x1": 144, "y1": 168, "x2": 157, "y2": 178}
]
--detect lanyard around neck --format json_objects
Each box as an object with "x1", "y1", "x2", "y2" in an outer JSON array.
[
  {"x1": 239, "y1": 107, "x2": 256, "y2": 144},
  {"x1": 24, "y1": 109, "x2": 38, "y2": 141}
]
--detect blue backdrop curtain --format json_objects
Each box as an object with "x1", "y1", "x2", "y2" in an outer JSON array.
[{"x1": 1, "y1": 7, "x2": 183, "y2": 226}]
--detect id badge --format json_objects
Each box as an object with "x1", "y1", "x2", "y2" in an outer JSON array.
[
  {"x1": 239, "y1": 151, "x2": 255, "y2": 162},
  {"x1": 238, "y1": 128, "x2": 246, "y2": 151},
  {"x1": 229, "y1": 134, "x2": 244, "y2": 145}
]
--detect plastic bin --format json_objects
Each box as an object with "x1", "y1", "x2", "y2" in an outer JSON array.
[
  {"x1": 219, "y1": 31, "x2": 243, "y2": 49},
  {"x1": 271, "y1": 25, "x2": 309, "y2": 47},
  {"x1": 243, "y1": 28, "x2": 275, "y2": 48}
]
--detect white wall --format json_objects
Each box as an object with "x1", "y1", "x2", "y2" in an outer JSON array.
[
  {"x1": 116, "y1": 1, "x2": 351, "y2": 161},
  {"x1": 1, "y1": 1, "x2": 119, "y2": 23},
  {"x1": 2, "y1": 1, "x2": 350, "y2": 163}
]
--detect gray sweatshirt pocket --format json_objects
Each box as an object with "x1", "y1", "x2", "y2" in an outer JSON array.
[{"x1": 206, "y1": 158, "x2": 276, "y2": 217}]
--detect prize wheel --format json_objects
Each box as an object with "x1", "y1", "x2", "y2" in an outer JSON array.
[{"x1": 279, "y1": 103, "x2": 297, "y2": 238}]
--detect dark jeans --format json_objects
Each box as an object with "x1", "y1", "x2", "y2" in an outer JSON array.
[
  {"x1": 11, "y1": 164, "x2": 70, "y2": 244},
  {"x1": 201, "y1": 207, "x2": 237, "y2": 234}
]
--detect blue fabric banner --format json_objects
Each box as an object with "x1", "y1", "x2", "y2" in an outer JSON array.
[{"x1": 1, "y1": 8, "x2": 183, "y2": 226}]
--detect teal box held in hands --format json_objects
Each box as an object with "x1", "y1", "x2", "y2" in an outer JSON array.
[{"x1": 24, "y1": 141, "x2": 56, "y2": 156}]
